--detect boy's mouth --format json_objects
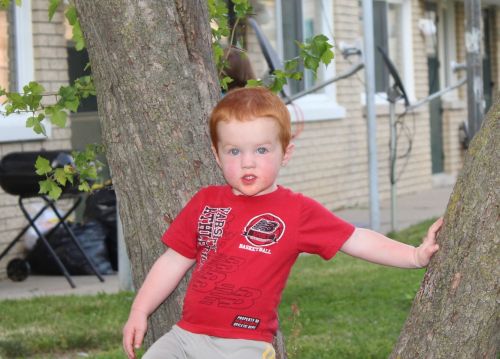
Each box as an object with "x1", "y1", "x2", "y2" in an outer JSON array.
[{"x1": 242, "y1": 175, "x2": 257, "y2": 184}]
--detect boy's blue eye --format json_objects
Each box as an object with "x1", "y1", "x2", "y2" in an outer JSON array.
[
  {"x1": 229, "y1": 148, "x2": 240, "y2": 156},
  {"x1": 257, "y1": 147, "x2": 268, "y2": 154}
]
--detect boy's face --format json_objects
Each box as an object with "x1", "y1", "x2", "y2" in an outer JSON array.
[{"x1": 212, "y1": 117, "x2": 294, "y2": 197}]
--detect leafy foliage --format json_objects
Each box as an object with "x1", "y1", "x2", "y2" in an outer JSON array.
[
  {"x1": 34, "y1": 144, "x2": 104, "y2": 200},
  {"x1": 0, "y1": 0, "x2": 19, "y2": 10},
  {"x1": 209, "y1": 0, "x2": 334, "y2": 93},
  {"x1": 1, "y1": 78, "x2": 95, "y2": 135}
]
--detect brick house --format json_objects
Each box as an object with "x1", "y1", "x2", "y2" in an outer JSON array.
[
  {"x1": 0, "y1": 0, "x2": 72, "y2": 278},
  {"x1": 0, "y1": 0, "x2": 498, "y2": 279}
]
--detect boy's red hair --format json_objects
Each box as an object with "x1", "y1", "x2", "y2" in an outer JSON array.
[{"x1": 209, "y1": 87, "x2": 291, "y2": 153}]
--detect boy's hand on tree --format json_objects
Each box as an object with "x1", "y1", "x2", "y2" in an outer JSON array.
[
  {"x1": 123, "y1": 308, "x2": 148, "y2": 359},
  {"x1": 414, "y1": 217, "x2": 443, "y2": 268}
]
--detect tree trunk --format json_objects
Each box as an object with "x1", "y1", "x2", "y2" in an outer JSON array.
[
  {"x1": 391, "y1": 96, "x2": 499, "y2": 358},
  {"x1": 74, "y1": 1, "x2": 288, "y2": 357},
  {"x1": 73, "y1": 0, "x2": 221, "y2": 346}
]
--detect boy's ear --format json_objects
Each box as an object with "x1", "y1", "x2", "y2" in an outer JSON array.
[
  {"x1": 211, "y1": 145, "x2": 222, "y2": 167},
  {"x1": 281, "y1": 143, "x2": 295, "y2": 166}
]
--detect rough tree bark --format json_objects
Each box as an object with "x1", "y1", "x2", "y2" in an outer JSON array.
[
  {"x1": 390, "y1": 96, "x2": 499, "y2": 358},
  {"x1": 73, "y1": 0, "x2": 221, "y2": 347},
  {"x1": 73, "y1": 1, "x2": 288, "y2": 357}
]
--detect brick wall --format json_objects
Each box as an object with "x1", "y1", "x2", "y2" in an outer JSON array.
[{"x1": 0, "y1": 0, "x2": 71, "y2": 279}]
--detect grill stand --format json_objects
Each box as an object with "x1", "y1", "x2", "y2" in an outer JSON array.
[{"x1": 0, "y1": 195, "x2": 105, "y2": 288}]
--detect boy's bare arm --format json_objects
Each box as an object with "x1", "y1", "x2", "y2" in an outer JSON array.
[
  {"x1": 340, "y1": 217, "x2": 443, "y2": 268},
  {"x1": 123, "y1": 248, "x2": 195, "y2": 359}
]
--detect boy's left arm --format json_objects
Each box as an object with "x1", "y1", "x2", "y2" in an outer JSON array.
[{"x1": 340, "y1": 217, "x2": 443, "y2": 268}]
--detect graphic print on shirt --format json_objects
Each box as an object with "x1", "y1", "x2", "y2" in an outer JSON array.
[
  {"x1": 191, "y1": 253, "x2": 262, "y2": 311},
  {"x1": 232, "y1": 315, "x2": 261, "y2": 330},
  {"x1": 239, "y1": 213, "x2": 285, "y2": 255},
  {"x1": 197, "y1": 206, "x2": 231, "y2": 266}
]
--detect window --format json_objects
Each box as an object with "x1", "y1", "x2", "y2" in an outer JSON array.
[
  {"x1": 251, "y1": 0, "x2": 345, "y2": 121},
  {"x1": 67, "y1": 47, "x2": 97, "y2": 112},
  {"x1": 420, "y1": 1, "x2": 460, "y2": 102},
  {"x1": 0, "y1": 0, "x2": 51, "y2": 142},
  {"x1": 372, "y1": 0, "x2": 415, "y2": 102}
]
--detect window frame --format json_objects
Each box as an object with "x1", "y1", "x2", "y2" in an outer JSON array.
[
  {"x1": 370, "y1": 0, "x2": 415, "y2": 105},
  {"x1": 0, "y1": 0, "x2": 52, "y2": 143},
  {"x1": 276, "y1": 0, "x2": 346, "y2": 122}
]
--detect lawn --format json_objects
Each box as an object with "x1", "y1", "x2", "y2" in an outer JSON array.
[{"x1": 0, "y1": 219, "x2": 435, "y2": 358}]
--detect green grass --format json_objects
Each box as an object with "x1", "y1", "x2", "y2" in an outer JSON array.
[
  {"x1": 0, "y1": 291, "x2": 134, "y2": 358},
  {"x1": 0, "y1": 219, "x2": 436, "y2": 358}
]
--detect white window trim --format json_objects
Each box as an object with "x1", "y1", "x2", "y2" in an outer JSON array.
[
  {"x1": 440, "y1": 0, "x2": 461, "y2": 103},
  {"x1": 0, "y1": 0, "x2": 51, "y2": 143},
  {"x1": 400, "y1": 0, "x2": 415, "y2": 102},
  {"x1": 364, "y1": 0, "x2": 416, "y2": 107},
  {"x1": 277, "y1": 0, "x2": 346, "y2": 122}
]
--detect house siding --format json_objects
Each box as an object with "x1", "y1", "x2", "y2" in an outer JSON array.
[{"x1": 0, "y1": 0, "x2": 71, "y2": 279}]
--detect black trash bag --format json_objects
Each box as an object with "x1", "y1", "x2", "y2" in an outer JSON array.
[
  {"x1": 27, "y1": 220, "x2": 114, "y2": 275},
  {"x1": 83, "y1": 187, "x2": 118, "y2": 270}
]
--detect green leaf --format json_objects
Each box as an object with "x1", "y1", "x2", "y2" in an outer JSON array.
[
  {"x1": 65, "y1": 5, "x2": 77, "y2": 24},
  {"x1": 270, "y1": 70, "x2": 287, "y2": 93},
  {"x1": 26, "y1": 116, "x2": 36, "y2": 128},
  {"x1": 304, "y1": 56, "x2": 320, "y2": 72},
  {"x1": 63, "y1": 164, "x2": 75, "y2": 174},
  {"x1": 245, "y1": 79, "x2": 263, "y2": 88},
  {"x1": 35, "y1": 156, "x2": 52, "y2": 175},
  {"x1": 23, "y1": 94, "x2": 42, "y2": 111},
  {"x1": 220, "y1": 76, "x2": 233, "y2": 91},
  {"x1": 25, "y1": 114, "x2": 45, "y2": 131},
  {"x1": 65, "y1": 5, "x2": 86, "y2": 51},
  {"x1": 321, "y1": 49, "x2": 334, "y2": 65},
  {"x1": 290, "y1": 72, "x2": 303, "y2": 81},
  {"x1": 25, "y1": 81, "x2": 45, "y2": 95},
  {"x1": 22, "y1": 82, "x2": 45, "y2": 111},
  {"x1": 59, "y1": 85, "x2": 77, "y2": 99},
  {"x1": 33, "y1": 121, "x2": 46, "y2": 135},
  {"x1": 48, "y1": 184, "x2": 63, "y2": 200},
  {"x1": 233, "y1": 0, "x2": 252, "y2": 19},
  {"x1": 54, "y1": 167, "x2": 67, "y2": 186},
  {"x1": 78, "y1": 181, "x2": 91, "y2": 192},
  {"x1": 285, "y1": 58, "x2": 299, "y2": 72},
  {"x1": 5, "y1": 92, "x2": 27, "y2": 113},
  {"x1": 46, "y1": 106, "x2": 68, "y2": 127},
  {"x1": 48, "y1": 0, "x2": 62, "y2": 21},
  {"x1": 72, "y1": 21, "x2": 86, "y2": 51},
  {"x1": 65, "y1": 98, "x2": 80, "y2": 112},
  {"x1": 74, "y1": 76, "x2": 96, "y2": 98},
  {"x1": 39, "y1": 179, "x2": 54, "y2": 195}
]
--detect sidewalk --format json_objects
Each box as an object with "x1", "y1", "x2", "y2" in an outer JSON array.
[
  {"x1": 337, "y1": 184, "x2": 453, "y2": 234},
  {"x1": 0, "y1": 183, "x2": 454, "y2": 301}
]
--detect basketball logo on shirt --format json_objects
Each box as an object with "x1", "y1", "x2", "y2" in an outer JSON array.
[{"x1": 242, "y1": 213, "x2": 285, "y2": 247}]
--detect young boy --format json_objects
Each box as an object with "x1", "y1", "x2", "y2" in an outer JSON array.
[{"x1": 123, "y1": 87, "x2": 442, "y2": 359}]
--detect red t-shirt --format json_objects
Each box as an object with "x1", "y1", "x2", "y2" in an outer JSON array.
[{"x1": 162, "y1": 185, "x2": 355, "y2": 342}]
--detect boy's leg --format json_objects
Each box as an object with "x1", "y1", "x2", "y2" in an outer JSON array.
[
  {"x1": 194, "y1": 335, "x2": 276, "y2": 359},
  {"x1": 144, "y1": 325, "x2": 276, "y2": 359},
  {"x1": 142, "y1": 325, "x2": 188, "y2": 359}
]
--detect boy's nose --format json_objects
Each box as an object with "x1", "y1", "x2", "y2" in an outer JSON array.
[{"x1": 241, "y1": 153, "x2": 256, "y2": 168}]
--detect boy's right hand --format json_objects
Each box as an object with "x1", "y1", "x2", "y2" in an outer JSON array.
[{"x1": 123, "y1": 309, "x2": 148, "y2": 359}]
